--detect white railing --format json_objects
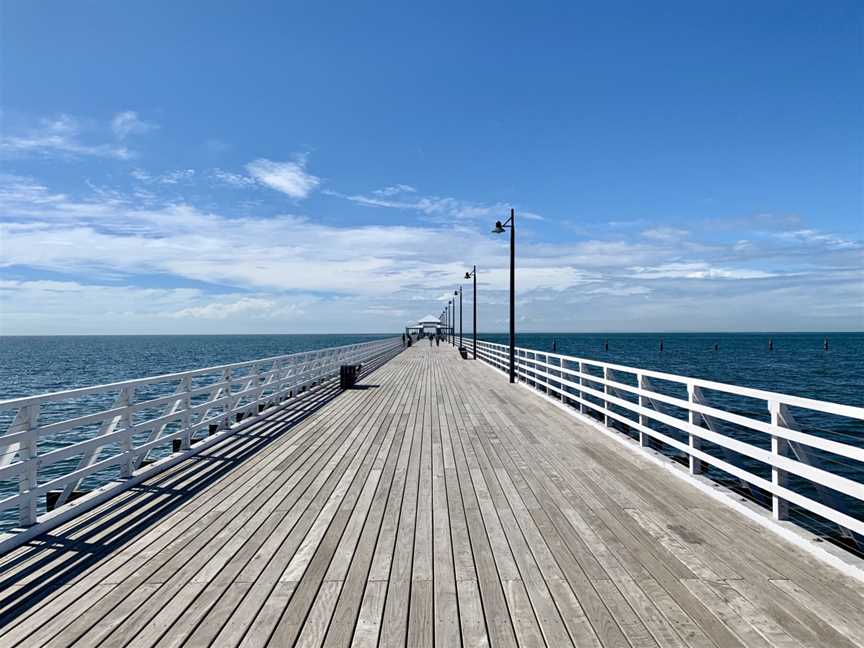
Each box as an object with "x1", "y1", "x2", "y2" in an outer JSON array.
[
  {"x1": 0, "y1": 337, "x2": 402, "y2": 529},
  {"x1": 466, "y1": 338, "x2": 864, "y2": 544}
]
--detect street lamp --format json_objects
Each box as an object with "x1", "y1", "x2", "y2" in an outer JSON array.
[
  {"x1": 492, "y1": 208, "x2": 515, "y2": 383},
  {"x1": 454, "y1": 286, "x2": 463, "y2": 348},
  {"x1": 464, "y1": 266, "x2": 476, "y2": 359}
]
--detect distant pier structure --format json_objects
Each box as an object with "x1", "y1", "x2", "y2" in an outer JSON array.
[
  {"x1": 0, "y1": 331, "x2": 863, "y2": 647},
  {"x1": 405, "y1": 314, "x2": 444, "y2": 339}
]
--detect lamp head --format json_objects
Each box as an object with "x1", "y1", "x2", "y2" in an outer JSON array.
[
  {"x1": 492, "y1": 220, "x2": 505, "y2": 234},
  {"x1": 464, "y1": 272, "x2": 471, "y2": 279}
]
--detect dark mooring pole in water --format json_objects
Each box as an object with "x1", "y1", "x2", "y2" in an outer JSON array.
[
  {"x1": 659, "y1": 338, "x2": 664, "y2": 352},
  {"x1": 604, "y1": 339, "x2": 609, "y2": 352},
  {"x1": 824, "y1": 337, "x2": 829, "y2": 351},
  {"x1": 769, "y1": 338, "x2": 774, "y2": 351}
]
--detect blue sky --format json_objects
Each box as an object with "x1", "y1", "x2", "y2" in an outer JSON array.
[{"x1": 1, "y1": 1, "x2": 861, "y2": 334}]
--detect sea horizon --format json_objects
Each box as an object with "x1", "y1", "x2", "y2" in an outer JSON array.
[{"x1": 2, "y1": 330, "x2": 863, "y2": 337}]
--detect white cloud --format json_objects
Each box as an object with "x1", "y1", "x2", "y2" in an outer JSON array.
[
  {"x1": 111, "y1": 111, "x2": 158, "y2": 139},
  {"x1": 0, "y1": 115, "x2": 132, "y2": 159},
  {"x1": 327, "y1": 188, "x2": 535, "y2": 223},
  {"x1": 776, "y1": 229, "x2": 859, "y2": 250},
  {"x1": 245, "y1": 158, "x2": 320, "y2": 198},
  {"x1": 641, "y1": 227, "x2": 689, "y2": 241},
  {"x1": 170, "y1": 297, "x2": 278, "y2": 319},
  {"x1": 1, "y1": 174, "x2": 861, "y2": 334},
  {"x1": 521, "y1": 211, "x2": 544, "y2": 221},
  {"x1": 372, "y1": 184, "x2": 416, "y2": 197},
  {"x1": 631, "y1": 262, "x2": 776, "y2": 280},
  {"x1": 585, "y1": 284, "x2": 652, "y2": 296},
  {"x1": 210, "y1": 169, "x2": 256, "y2": 188},
  {"x1": 131, "y1": 168, "x2": 195, "y2": 184}
]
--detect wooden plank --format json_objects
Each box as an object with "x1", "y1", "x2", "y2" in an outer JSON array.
[{"x1": 350, "y1": 580, "x2": 387, "y2": 648}]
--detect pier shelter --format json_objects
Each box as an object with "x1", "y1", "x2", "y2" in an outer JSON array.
[{"x1": 405, "y1": 314, "x2": 442, "y2": 338}]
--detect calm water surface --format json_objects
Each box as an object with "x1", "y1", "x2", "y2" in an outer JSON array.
[{"x1": 0, "y1": 334, "x2": 394, "y2": 399}]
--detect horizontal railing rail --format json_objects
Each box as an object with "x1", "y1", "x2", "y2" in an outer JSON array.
[
  {"x1": 0, "y1": 337, "x2": 403, "y2": 529},
  {"x1": 465, "y1": 338, "x2": 864, "y2": 547}
]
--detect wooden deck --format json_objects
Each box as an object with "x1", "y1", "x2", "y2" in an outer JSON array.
[{"x1": 1, "y1": 344, "x2": 863, "y2": 647}]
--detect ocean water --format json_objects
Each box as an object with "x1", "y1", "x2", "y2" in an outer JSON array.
[
  {"x1": 0, "y1": 334, "x2": 394, "y2": 401},
  {"x1": 475, "y1": 332, "x2": 863, "y2": 407},
  {"x1": 0, "y1": 333, "x2": 861, "y2": 542}
]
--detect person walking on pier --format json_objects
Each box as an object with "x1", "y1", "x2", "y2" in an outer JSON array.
[
  {"x1": 436, "y1": 335, "x2": 440, "y2": 347},
  {"x1": 429, "y1": 334, "x2": 433, "y2": 347}
]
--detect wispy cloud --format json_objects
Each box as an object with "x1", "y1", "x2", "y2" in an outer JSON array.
[
  {"x1": 170, "y1": 296, "x2": 279, "y2": 319},
  {"x1": 131, "y1": 168, "x2": 196, "y2": 184},
  {"x1": 111, "y1": 111, "x2": 158, "y2": 140},
  {"x1": 326, "y1": 187, "x2": 541, "y2": 222},
  {"x1": 372, "y1": 184, "x2": 416, "y2": 197},
  {"x1": 210, "y1": 169, "x2": 256, "y2": 188},
  {"x1": 641, "y1": 227, "x2": 689, "y2": 241},
  {"x1": 0, "y1": 114, "x2": 134, "y2": 160},
  {"x1": 776, "y1": 229, "x2": 859, "y2": 250},
  {"x1": 245, "y1": 158, "x2": 320, "y2": 198},
  {"x1": 631, "y1": 261, "x2": 776, "y2": 280}
]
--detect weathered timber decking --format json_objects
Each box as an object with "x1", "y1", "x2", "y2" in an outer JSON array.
[{"x1": 1, "y1": 345, "x2": 863, "y2": 647}]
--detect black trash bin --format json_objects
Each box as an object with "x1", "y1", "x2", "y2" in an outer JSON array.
[
  {"x1": 340, "y1": 364, "x2": 362, "y2": 389},
  {"x1": 458, "y1": 346, "x2": 468, "y2": 359}
]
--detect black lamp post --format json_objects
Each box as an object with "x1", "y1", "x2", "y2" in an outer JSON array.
[
  {"x1": 464, "y1": 266, "x2": 476, "y2": 359},
  {"x1": 492, "y1": 208, "x2": 515, "y2": 383}
]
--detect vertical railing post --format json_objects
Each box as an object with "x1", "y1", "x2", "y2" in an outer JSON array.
[
  {"x1": 559, "y1": 357, "x2": 566, "y2": 403},
  {"x1": 687, "y1": 383, "x2": 703, "y2": 474},
  {"x1": 541, "y1": 353, "x2": 548, "y2": 393},
  {"x1": 222, "y1": 367, "x2": 232, "y2": 430},
  {"x1": 532, "y1": 352, "x2": 538, "y2": 389},
  {"x1": 577, "y1": 361, "x2": 584, "y2": 413},
  {"x1": 180, "y1": 376, "x2": 192, "y2": 450},
  {"x1": 273, "y1": 359, "x2": 283, "y2": 401},
  {"x1": 769, "y1": 400, "x2": 789, "y2": 520},
  {"x1": 18, "y1": 404, "x2": 40, "y2": 527},
  {"x1": 286, "y1": 358, "x2": 295, "y2": 399},
  {"x1": 119, "y1": 386, "x2": 135, "y2": 477},
  {"x1": 253, "y1": 362, "x2": 261, "y2": 413},
  {"x1": 637, "y1": 373, "x2": 647, "y2": 447},
  {"x1": 603, "y1": 366, "x2": 610, "y2": 426}
]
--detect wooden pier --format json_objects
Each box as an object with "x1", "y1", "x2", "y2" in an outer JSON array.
[{"x1": 1, "y1": 345, "x2": 863, "y2": 647}]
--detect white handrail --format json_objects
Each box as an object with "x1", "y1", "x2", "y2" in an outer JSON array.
[
  {"x1": 0, "y1": 337, "x2": 403, "y2": 528},
  {"x1": 465, "y1": 338, "x2": 864, "y2": 542}
]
